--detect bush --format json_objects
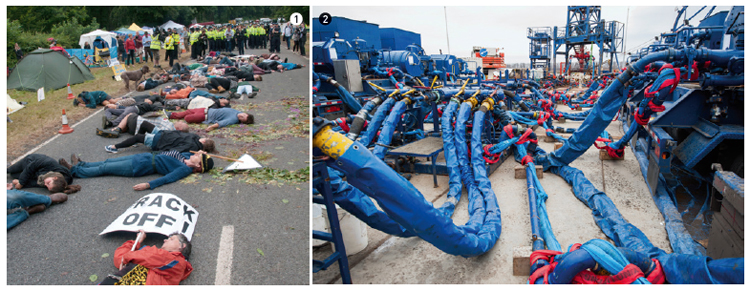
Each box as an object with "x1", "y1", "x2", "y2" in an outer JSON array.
[{"x1": 7, "y1": 17, "x2": 99, "y2": 69}]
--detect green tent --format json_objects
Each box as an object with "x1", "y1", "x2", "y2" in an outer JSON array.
[{"x1": 7, "y1": 49, "x2": 95, "y2": 91}]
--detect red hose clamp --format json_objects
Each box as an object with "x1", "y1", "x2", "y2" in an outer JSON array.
[
  {"x1": 483, "y1": 144, "x2": 501, "y2": 164},
  {"x1": 521, "y1": 155, "x2": 534, "y2": 165},
  {"x1": 503, "y1": 124, "x2": 515, "y2": 139},
  {"x1": 336, "y1": 118, "x2": 350, "y2": 132},
  {"x1": 516, "y1": 128, "x2": 534, "y2": 144}
]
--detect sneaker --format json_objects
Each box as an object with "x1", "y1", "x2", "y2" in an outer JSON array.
[
  {"x1": 96, "y1": 128, "x2": 120, "y2": 138},
  {"x1": 104, "y1": 145, "x2": 118, "y2": 153},
  {"x1": 248, "y1": 92, "x2": 257, "y2": 98},
  {"x1": 102, "y1": 116, "x2": 112, "y2": 129}
]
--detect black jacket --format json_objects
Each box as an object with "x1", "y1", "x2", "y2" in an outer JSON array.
[
  {"x1": 153, "y1": 131, "x2": 203, "y2": 153},
  {"x1": 8, "y1": 154, "x2": 73, "y2": 188}
]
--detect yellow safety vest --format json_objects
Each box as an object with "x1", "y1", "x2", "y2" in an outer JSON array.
[
  {"x1": 172, "y1": 33, "x2": 180, "y2": 46},
  {"x1": 165, "y1": 35, "x2": 174, "y2": 50},
  {"x1": 258, "y1": 27, "x2": 266, "y2": 35},
  {"x1": 150, "y1": 34, "x2": 161, "y2": 50},
  {"x1": 190, "y1": 31, "x2": 199, "y2": 45}
]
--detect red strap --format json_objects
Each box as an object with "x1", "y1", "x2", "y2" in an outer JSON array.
[
  {"x1": 503, "y1": 124, "x2": 515, "y2": 139},
  {"x1": 634, "y1": 108, "x2": 650, "y2": 125},
  {"x1": 571, "y1": 264, "x2": 646, "y2": 284},
  {"x1": 336, "y1": 118, "x2": 350, "y2": 132},
  {"x1": 646, "y1": 259, "x2": 666, "y2": 284},
  {"x1": 594, "y1": 137, "x2": 612, "y2": 149},
  {"x1": 312, "y1": 86, "x2": 318, "y2": 92},
  {"x1": 569, "y1": 243, "x2": 583, "y2": 252},
  {"x1": 529, "y1": 263, "x2": 556, "y2": 284},
  {"x1": 515, "y1": 128, "x2": 534, "y2": 144},
  {"x1": 529, "y1": 250, "x2": 562, "y2": 284},
  {"x1": 483, "y1": 144, "x2": 501, "y2": 164},
  {"x1": 606, "y1": 145, "x2": 625, "y2": 159},
  {"x1": 521, "y1": 155, "x2": 534, "y2": 165}
]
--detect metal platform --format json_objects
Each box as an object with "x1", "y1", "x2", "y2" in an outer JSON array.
[{"x1": 387, "y1": 137, "x2": 445, "y2": 187}]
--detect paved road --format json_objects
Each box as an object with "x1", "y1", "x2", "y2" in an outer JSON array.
[{"x1": 7, "y1": 46, "x2": 310, "y2": 285}]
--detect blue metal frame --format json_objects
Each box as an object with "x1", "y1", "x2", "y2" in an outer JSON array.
[
  {"x1": 312, "y1": 162, "x2": 352, "y2": 284},
  {"x1": 528, "y1": 27, "x2": 552, "y2": 77},
  {"x1": 551, "y1": 6, "x2": 624, "y2": 77}
]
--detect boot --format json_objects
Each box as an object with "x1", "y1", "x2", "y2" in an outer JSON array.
[
  {"x1": 102, "y1": 116, "x2": 112, "y2": 129},
  {"x1": 59, "y1": 158, "x2": 72, "y2": 170},
  {"x1": 71, "y1": 154, "x2": 82, "y2": 165},
  {"x1": 248, "y1": 92, "x2": 257, "y2": 98},
  {"x1": 209, "y1": 88, "x2": 219, "y2": 94},
  {"x1": 217, "y1": 86, "x2": 226, "y2": 93}
]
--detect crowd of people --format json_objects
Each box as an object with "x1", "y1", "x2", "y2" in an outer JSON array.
[{"x1": 8, "y1": 18, "x2": 308, "y2": 286}]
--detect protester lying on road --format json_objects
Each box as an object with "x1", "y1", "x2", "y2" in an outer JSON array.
[
  {"x1": 59, "y1": 151, "x2": 213, "y2": 191},
  {"x1": 7, "y1": 154, "x2": 81, "y2": 194},
  {"x1": 105, "y1": 129, "x2": 215, "y2": 154},
  {"x1": 74, "y1": 91, "x2": 120, "y2": 108},
  {"x1": 101, "y1": 230, "x2": 192, "y2": 285},
  {"x1": 163, "y1": 96, "x2": 230, "y2": 111},
  {"x1": 7, "y1": 189, "x2": 67, "y2": 229},
  {"x1": 103, "y1": 101, "x2": 165, "y2": 130},
  {"x1": 97, "y1": 113, "x2": 187, "y2": 138},
  {"x1": 168, "y1": 107, "x2": 253, "y2": 131}
]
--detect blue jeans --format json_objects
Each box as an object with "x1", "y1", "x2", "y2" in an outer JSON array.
[
  {"x1": 70, "y1": 156, "x2": 135, "y2": 179},
  {"x1": 219, "y1": 56, "x2": 234, "y2": 66},
  {"x1": 189, "y1": 89, "x2": 223, "y2": 99},
  {"x1": 285, "y1": 35, "x2": 291, "y2": 49},
  {"x1": 226, "y1": 40, "x2": 232, "y2": 52},
  {"x1": 7, "y1": 190, "x2": 51, "y2": 229}
]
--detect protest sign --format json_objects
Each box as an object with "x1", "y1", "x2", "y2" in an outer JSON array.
[
  {"x1": 100, "y1": 193, "x2": 199, "y2": 240},
  {"x1": 110, "y1": 59, "x2": 126, "y2": 81},
  {"x1": 222, "y1": 153, "x2": 263, "y2": 173},
  {"x1": 37, "y1": 87, "x2": 45, "y2": 102}
]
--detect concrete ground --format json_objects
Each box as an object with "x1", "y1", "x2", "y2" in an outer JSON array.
[
  {"x1": 313, "y1": 94, "x2": 673, "y2": 284},
  {"x1": 7, "y1": 45, "x2": 309, "y2": 285}
]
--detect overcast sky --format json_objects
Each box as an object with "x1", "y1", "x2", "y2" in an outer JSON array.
[{"x1": 313, "y1": 6, "x2": 733, "y2": 65}]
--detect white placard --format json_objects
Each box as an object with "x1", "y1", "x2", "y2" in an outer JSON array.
[
  {"x1": 222, "y1": 154, "x2": 263, "y2": 173},
  {"x1": 37, "y1": 87, "x2": 45, "y2": 102},
  {"x1": 100, "y1": 193, "x2": 199, "y2": 240}
]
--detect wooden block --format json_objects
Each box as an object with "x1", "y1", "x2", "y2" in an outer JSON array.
[
  {"x1": 599, "y1": 148, "x2": 625, "y2": 160},
  {"x1": 545, "y1": 134, "x2": 570, "y2": 143},
  {"x1": 554, "y1": 142, "x2": 563, "y2": 150},
  {"x1": 513, "y1": 246, "x2": 533, "y2": 276},
  {"x1": 610, "y1": 135, "x2": 623, "y2": 141},
  {"x1": 557, "y1": 116, "x2": 566, "y2": 123},
  {"x1": 707, "y1": 212, "x2": 745, "y2": 259},
  {"x1": 514, "y1": 165, "x2": 543, "y2": 179},
  {"x1": 719, "y1": 199, "x2": 744, "y2": 238},
  {"x1": 575, "y1": 106, "x2": 582, "y2": 111}
]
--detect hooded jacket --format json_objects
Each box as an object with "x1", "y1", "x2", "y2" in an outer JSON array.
[{"x1": 114, "y1": 240, "x2": 193, "y2": 285}]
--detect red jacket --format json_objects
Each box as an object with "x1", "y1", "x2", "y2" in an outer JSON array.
[
  {"x1": 113, "y1": 240, "x2": 193, "y2": 285},
  {"x1": 125, "y1": 39, "x2": 136, "y2": 50}
]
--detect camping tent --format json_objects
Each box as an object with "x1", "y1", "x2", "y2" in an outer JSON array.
[
  {"x1": 7, "y1": 49, "x2": 95, "y2": 91},
  {"x1": 7, "y1": 95, "x2": 25, "y2": 114},
  {"x1": 114, "y1": 28, "x2": 136, "y2": 37},
  {"x1": 160, "y1": 20, "x2": 186, "y2": 32},
  {"x1": 79, "y1": 29, "x2": 117, "y2": 49},
  {"x1": 128, "y1": 23, "x2": 143, "y2": 31}
]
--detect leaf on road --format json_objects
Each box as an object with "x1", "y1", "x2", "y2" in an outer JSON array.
[
  {"x1": 101, "y1": 253, "x2": 109, "y2": 258},
  {"x1": 282, "y1": 199, "x2": 289, "y2": 204},
  {"x1": 202, "y1": 187, "x2": 213, "y2": 193},
  {"x1": 287, "y1": 162, "x2": 294, "y2": 165},
  {"x1": 257, "y1": 248, "x2": 265, "y2": 256},
  {"x1": 89, "y1": 274, "x2": 98, "y2": 282},
  {"x1": 107, "y1": 197, "x2": 116, "y2": 202},
  {"x1": 275, "y1": 146, "x2": 284, "y2": 149}
]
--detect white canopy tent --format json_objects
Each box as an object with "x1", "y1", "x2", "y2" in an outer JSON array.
[
  {"x1": 78, "y1": 29, "x2": 117, "y2": 49},
  {"x1": 159, "y1": 20, "x2": 186, "y2": 32}
]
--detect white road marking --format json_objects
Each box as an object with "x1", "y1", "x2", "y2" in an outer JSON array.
[{"x1": 214, "y1": 225, "x2": 235, "y2": 285}]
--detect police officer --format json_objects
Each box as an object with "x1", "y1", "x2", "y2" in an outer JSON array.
[
  {"x1": 170, "y1": 29, "x2": 180, "y2": 66},
  {"x1": 190, "y1": 27, "x2": 200, "y2": 59},
  {"x1": 164, "y1": 28, "x2": 173, "y2": 64}
]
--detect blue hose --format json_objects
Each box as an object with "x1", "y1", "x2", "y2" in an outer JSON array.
[
  {"x1": 373, "y1": 101, "x2": 407, "y2": 159},
  {"x1": 358, "y1": 97, "x2": 396, "y2": 147}
]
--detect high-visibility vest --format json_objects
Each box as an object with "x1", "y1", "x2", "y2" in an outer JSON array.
[
  {"x1": 150, "y1": 34, "x2": 161, "y2": 50},
  {"x1": 258, "y1": 27, "x2": 266, "y2": 35},
  {"x1": 172, "y1": 33, "x2": 180, "y2": 46},
  {"x1": 190, "y1": 31, "x2": 199, "y2": 45},
  {"x1": 165, "y1": 35, "x2": 174, "y2": 50}
]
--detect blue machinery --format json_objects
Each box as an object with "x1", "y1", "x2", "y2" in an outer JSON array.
[
  {"x1": 529, "y1": 6, "x2": 625, "y2": 78},
  {"x1": 312, "y1": 9, "x2": 743, "y2": 284}
]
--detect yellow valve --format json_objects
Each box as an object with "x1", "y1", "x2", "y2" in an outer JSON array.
[
  {"x1": 415, "y1": 78, "x2": 425, "y2": 87},
  {"x1": 313, "y1": 125, "x2": 353, "y2": 159},
  {"x1": 433, "y1": 85, "x2": 443, "y2": 89},
  {"x1": 368, "y1": 82, "x2": 386, "y2": 92},
  {"x1": 471, "y1": 89, "x2": 481, "y2": 98},
  {"x1": 401, "y1": 89, "x2": 415, "y2": 96},
  {"x1": 430, "y1": 75, "x2": 438, "y2": 89},
  {"x1": 464, "y1": 97, "x2": 478, "y2": 108},
  {"x1": 388, "y1": 89, "x2": 401, "y2": 98},
  {"x1": 481, "y1": 97, "x2": 495, "y2": 111},
  {"x1": 402, "y1": 97, "x2": 412, "y2": 105}
]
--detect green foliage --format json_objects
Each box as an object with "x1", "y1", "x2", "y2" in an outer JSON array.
[{"x1": 50, "y1": 17, "x2": 100, "y2": 49}]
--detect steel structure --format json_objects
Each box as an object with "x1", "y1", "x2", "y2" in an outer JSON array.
[
  {"x1": 528, "y1": 27, "x2": 553, "y2": 77},
  {"x1": 551, "y1": 6, "x2": 624, "y2": 77}
]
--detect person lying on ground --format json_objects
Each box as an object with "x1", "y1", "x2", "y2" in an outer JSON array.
[
  {"x1": 158, "y1": 86, "x2": 196, "y2": 100},
  {"x1": 168, "y1": 107, "x2": 253, "y2": 131},
  {"x1": 104, "y1": 101, "x2": 165, "y2": 128},
  {"x1": 223, "y1": 67, "x2": 263, "y2": 81},
  {"x1": 7, "y1": 189, "x2": 67, "y2": 230},
  {"x1": 136, "y1": 74, "x2": 170, "y2": 92},
  {"x1": 229, "y1": 81, "x2": 259, "y2": 99},
  {"x1": 106, "y1": 230, "x2": 192, "y2": 285},
  {"x1": 164, "y1": 96, "x2": 230, "y2": 111},
  {"x1": 7, "y1": 154, "x2": 81, "y2": 194},
  {"x1": 205, "y1": 76, "x2": 234, "y2": 94},
  {"x1": 256, "y1": 59, "x2": 304, "y2": 72},
  {"x1": 74, "y1": 91, "x2": 120, "y2": 108},
  {"x1": 105, "y1": 129, "x2": 215, "y2": 154},
  {"x1": 97, "y1": 113, "x2": 187, "y2": 138},
  {"x1": 60, "y1": 151, "x2": 213, "y2": 191}
]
